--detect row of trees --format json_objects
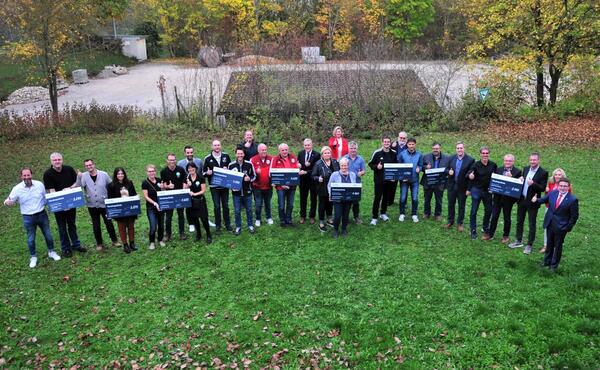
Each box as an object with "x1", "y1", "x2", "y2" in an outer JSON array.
[{"x1": 1, "y1": 0, "x2": 598, "y2": 111}]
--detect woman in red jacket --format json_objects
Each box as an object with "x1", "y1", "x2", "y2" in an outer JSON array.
[{"x1": 328, "y1": 126, "x2": 349, "y2": 160}]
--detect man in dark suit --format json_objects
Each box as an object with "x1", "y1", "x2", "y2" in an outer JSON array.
[
  {"x1": 533, "y1": 177, "x2": 578, "y2": 271},
  {"x1": 509, "y1": 152, "x2": 548, "y2": 254},
  {"x1": 444, "y1": 141, "x2": 475, "y2": 232},
  {"x1": 298, "y1": 138, "x2": 320, "y2": 224},
  {"x1": 420, "y1": 141, "x2": 450, "y2": 221},
  {"x1": 487, "y1": 154, "x2": 522, "y2": 243}
]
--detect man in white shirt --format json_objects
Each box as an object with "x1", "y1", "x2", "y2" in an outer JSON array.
[{"x1": 4, "y1": 167, "x2": 61, "y2": 268}]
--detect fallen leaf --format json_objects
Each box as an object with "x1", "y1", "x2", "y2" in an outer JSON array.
[{"x1": 252, "y1": 311, "x2": 263, "y2": 321}]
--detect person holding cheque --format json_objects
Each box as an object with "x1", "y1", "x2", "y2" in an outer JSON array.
[
  {"x1": 185, "y1": 163, "x2": 212, "y2": 244},
  {"x1": 106, "y1": 168, "x2": 138, "y2": 254},
  {"x1": 328, "y1": 158, "x2": 358, "y2": 238}
]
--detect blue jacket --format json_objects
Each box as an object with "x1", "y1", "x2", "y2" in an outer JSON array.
[
  {"x1": 538, "y1": 190, "x2": 579, "y2": 232},
  {"x1": 397, "y1": 150, "x2": 423, "y2": 182}
]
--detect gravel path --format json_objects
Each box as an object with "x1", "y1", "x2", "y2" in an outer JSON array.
[{"x1": 1, "y1": 61, "x2": 487, "y2": 116}]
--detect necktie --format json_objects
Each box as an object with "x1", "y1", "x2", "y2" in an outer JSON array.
[
  {"x1": 306, "y1": 152, "x2": 310, "y2": 163},
  {"x1": 555, "y1": 193, "x2": 564, "y2": 209}
]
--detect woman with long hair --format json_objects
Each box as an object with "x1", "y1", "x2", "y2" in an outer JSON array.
[{"x1": 106, "y1": 167, "x2": 138, "y2": 253}]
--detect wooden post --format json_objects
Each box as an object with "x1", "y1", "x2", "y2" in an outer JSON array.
[
  {"x1": 209, "y1": 80, "x2": 214, "y2": 125},
  {"x1": 174, "y1": 86, "x2": 181, "y2": 120}
]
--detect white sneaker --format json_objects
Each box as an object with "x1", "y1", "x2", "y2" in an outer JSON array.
[
  {"x1": 379, "y1": 214, "x2": 390, "y2": 222},
  {"x1": 266, "y1": 218, "x2": 274, "y2": 225},
  {"x1": 208, "y1": 220, "x2": 216, "y2": 227},
  {"x1": 48, "y1": 251, "x2": 61, "y2": 261},
  {"x1": 189, "y1": 225, "x2": 195, "y2": 232},
  {"x1": 29, "y1": 256, "x2": 38, "y2": 268},
  {"x1": 370, "y1": 218, "x2": 377, "y2": 226},
  {"x1": 159, "y1": 241, "x2": 166, "y2": 247},
  {"x1": 255, "y1": 220, "x2": 261, "y2": 227},
  {"x1": 149, "y1": 242, "x2": 155, "y2": 250},
  {"x1": 412, "y1": 215, "x2": 419, "y2": 223},
  {"x1": 399, "y1": 214, "x2": 405, "y2": 222}
]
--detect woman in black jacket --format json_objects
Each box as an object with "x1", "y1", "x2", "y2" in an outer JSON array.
[
  {"x1": 106, "y1": 167, "x2": 138, "y2": 253},
  {"x1": 312, "y1": 146, "x2": 339, "y2": 232}
]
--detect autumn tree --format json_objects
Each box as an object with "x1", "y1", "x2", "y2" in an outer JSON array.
[
  {"x1": 463, "y1": 0, "x2": 600, "y2": 106},
  {"x1": 315, "y1": 0, "x2": 356, "y2": 58},
  {"x1": 385, "y1": 0, "x2": 435, "y2": 43},
  {"x1": 2, "y1": 0, "x2": 100, "y2": 112}
]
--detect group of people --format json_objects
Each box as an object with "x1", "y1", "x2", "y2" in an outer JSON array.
[{"x1": 4, "y1": 128, "x2": 579, "y2": 272}]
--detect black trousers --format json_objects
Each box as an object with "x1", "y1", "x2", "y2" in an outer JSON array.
[
  {"x1": 186, "y1": 197, "x2": 211, "y2": 239},
  {"x1": 387, "y1": 180, "x2": 398, "y2": 205},
  {"x1": 489, "y1": 195, "x2": 516, "y2": 238},
  {"x1": 165, "y1": 207, "x2": 185, "y2": 237},
  {"x1": 299, "y1": 175, "x2": 317, "y2": 219},
  {"x1": 515, "y1": 202, "x2": 540, "y2": 245},
  {"x1": 352, "y1": 201, "x2": 360, "y2": 219},
  {"x1": 447, "y1": 186, "x2": 467, "y2": 225},
  {"x1": 318, "y1": 195, "x2": 333, "y2": 222},
  {"x1": 544, "y1": 223, "x2": 568, "y2": 268},
  {"x1": 87, "y1": 207, "x2": 117, "y2": 245},
  {"x1": 423, "y1": 186, "x2": 444, "y2": 217},
  {"x1": 372, "y1": 181, "x2": 394, "y2": 218},
  {"x1": 210, "y1": 187, "x2": 231, "y2": 228}
]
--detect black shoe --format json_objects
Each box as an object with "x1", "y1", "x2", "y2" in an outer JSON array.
[
  {"x1": 123, "y1": 243, "x2": 131, "y2": 254},
  {"x1": 341, "y1": 230, "x2": 348, "y2": 237},
  {"x1": 332, "y1": 230, "x2": 339, "y2": 238},
  {"x1": 62, "y1": 250, "x2": 73, "y2": 258},
  {"x1": 129, "y1": 242, "x2": 138, "y2": 251},
  {"x1": 470, "y1": 232, "x2": 477, "y2": 240},
  {"x1": 226, "y1": 225, "x2": 233, "y2": 232},
  {"x1": 73, "y1": 246, "x2": 87, "y2": 253},
  {"x1": 206, "y1": 236, "x2": 212, "y2": 244},
  {"x1": 319, "y1": 224, "x2": 327, "y2": 232}
]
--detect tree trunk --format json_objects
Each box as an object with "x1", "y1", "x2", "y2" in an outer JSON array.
[
  {"x1": 548, "y1": 63, "x2": 562, "y2": 106},
  {"x1": 48, "y1": 69, "x2": 58, "y2": 113},
  {"x1": 535, "y1": 55, "x2": 544, "y2": 107}
]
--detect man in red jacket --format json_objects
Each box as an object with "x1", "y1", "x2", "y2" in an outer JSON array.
[
  {"x1": 250, "y1": 144, "x2": 274, "y2": 227},
  {"x1": 271, "y1": 143, "x2": 300, "y2": 227}
]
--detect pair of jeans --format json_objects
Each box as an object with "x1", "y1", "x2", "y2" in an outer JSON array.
[
  {"x1": 87, "y1": 207, "x2": 117, "y2": 245},
  {"x1": 233, "y1": 194, "x2": 254, "y2": 228},
  {"x1": 146, "y1": 207, "x2": 164, "y2": 243},
  {"x1": 210, "y1": 188, "x2": 231, "y2": 229},
  {"x1": 165, "y1": 207, "x2": 185, "y2": 237},
  {"x1": 333, "y1": 202, "x2": 352, "y2": 232},
  {"x1": 277, "y1": 188, "x2": 295, "y2": 224},
  {"x1": 23, "y1": 211, "x2": 55, "y2": 256},
  {"x1": 253, "y1": 188, "x2": 273, "y2": 221},
  {"x1": 54, "y1": 209, "x2": 80, "y2": 252},
  {"x1": 447, "y1": 185, "x2": 467, "y2": 225},
  {"x1": 299, "y1": 175, "x2": 317, "y2": 219},
  {"x1": 469, "y1": 187, "x2": 493, "y2": 234},
  {"x1": 400, "y1": 181, "x2": 419, "y2": 216},
  {"x1": 423, "y1": 186, "x2": 444, "y2": 217}
]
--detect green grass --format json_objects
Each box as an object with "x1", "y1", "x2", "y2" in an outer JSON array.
[
  {"x1": 0, "y1": 50, "x2": 137, "y2": 101},
  {"x1": 0, "y1": 131, "x2": 598, "y2": 368}
]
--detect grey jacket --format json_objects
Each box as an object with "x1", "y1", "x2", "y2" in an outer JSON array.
[{"x1": 77, "y1": 170, "x2": 112, "y2": 208}]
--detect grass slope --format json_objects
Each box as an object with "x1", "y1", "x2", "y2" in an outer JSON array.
[{"x1": 0, "y1": 132, "x2": 598, "y2": 368}]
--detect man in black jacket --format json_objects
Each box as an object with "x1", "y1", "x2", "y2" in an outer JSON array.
[
  {"x1": 297, "y1": 138, "x2": 320, "y2": 224},
  {"x1": 509, "y1": 152, "x2": 548, "y2": 255},
  {"x1": 161, "y1": 153, "x2": 188, "y2": 241},
  {"x1": 203, "y1": 140, "x2": 233, "y2": 232},
  {"x1": 239, "y1": 130, "x2": 258, "y2": 160},
  {"x1": 487, "y1": 154, "x2": 522, "y2": 243},
  {"x1": 229, "y1": 147, "x2": 256, "y2": 235},
  {"x1": 420, "y1": 141, "x2": 450, "y2": 221},
  {"x1": 444, "y1": 141, "x2": 475, "y2": 232},
  {"x1": 368, "y1": 135, "x2": 397, "y2": 225},
  {"x1": 466, "y1": 146, "x2": 497, "y2": 240}
]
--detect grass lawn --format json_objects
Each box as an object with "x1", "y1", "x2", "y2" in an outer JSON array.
[
  {"x1": 0, "y1": 50, "x2": 137, "y2": 101},
  {"x1": 0, "y1": 131, "x2": 598, "y2": 368}
]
